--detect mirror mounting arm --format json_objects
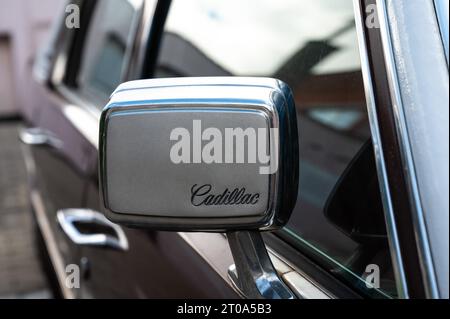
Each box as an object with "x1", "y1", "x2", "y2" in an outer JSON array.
[{"x1": 226, "y1": 231, "x2": 297, "y2": 299}]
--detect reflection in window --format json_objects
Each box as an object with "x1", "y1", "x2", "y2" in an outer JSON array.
[
  {"x1": 75, "y1": 0, "x2": 141, "y2": 105},
  {"x1": 89, "y1": 33, "x2": 126, "y2": 95},
  {"x1": 155, "y1": 0, "x2": 398, "y2": 298},
  {"x1": 307, "y1": 108, "x2": 363, "y2": 131}
]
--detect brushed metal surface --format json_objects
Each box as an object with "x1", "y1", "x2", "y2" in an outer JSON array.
[{"x1": 106, "y1": 108, "x2": 270, "y2": 218}]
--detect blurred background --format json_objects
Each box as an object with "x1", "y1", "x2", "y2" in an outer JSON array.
[{"x1": 0, "y1": 0, "x2": 61, "y2": 298}]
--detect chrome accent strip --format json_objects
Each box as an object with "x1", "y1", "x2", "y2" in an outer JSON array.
[
  {"x1": 267, "y1": 251, "x2": 292, "y2": 275},
  {"x1": 267, "y1": 247, "x2": 333, "y2": 299},
  {"x1": 282, "y1": 272, "x2": 330, "y2": 299},
  {"x1": 376, "y1": 0, "x2": 439, "y2": 298},
  {"x1": 353, "y1": 0, "x2": 408, "y2": 298}
]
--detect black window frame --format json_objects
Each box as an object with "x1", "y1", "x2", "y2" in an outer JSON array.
[{"x1": 357, "y1": 0, "x2": 427, "y2": 298}]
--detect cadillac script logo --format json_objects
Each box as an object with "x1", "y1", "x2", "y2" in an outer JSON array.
[{"x1": 191, "y1": 184, "x2": 260, "y2": 206}]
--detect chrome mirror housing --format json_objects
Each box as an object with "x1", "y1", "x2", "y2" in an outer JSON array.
[{"x1": 99, "y1": 77, "x2": 298, "y2": 232}]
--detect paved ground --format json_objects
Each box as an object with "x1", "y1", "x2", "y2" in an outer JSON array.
[{"x1": 0, "y1": 121, "x2": 51, "y2": 298}]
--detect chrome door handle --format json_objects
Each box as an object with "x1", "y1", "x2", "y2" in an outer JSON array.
[
  {"x1": 57, "y1": 209, "x2": 129, "y2": 251},
  {"x1": 19, "y1": 127, "x2": 63, "y2": 149}
]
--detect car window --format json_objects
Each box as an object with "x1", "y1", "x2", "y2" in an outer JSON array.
[
  {"x1": 154, "y1": 0, "x2": 398, "y2": 298},
  {"x1": 66, "y1": 0, "x2": 143, "y2": 106}
]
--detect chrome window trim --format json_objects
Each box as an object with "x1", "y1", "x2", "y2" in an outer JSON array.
[
  {"x1": 180, "y1": 233, "x2": 333, "y2": 299},
  {"x1": 434, "y1": 0, "x2": 449, "y2": 65},
  {"x1": 32, "y1": 0, "x2": 71, "y2": 84},
  {"x1": 267, "y1": 247, "x2": 333, "y2": 299},
  {"x1": 376, "y1": 0, "x2": 440, "y2": 298},
  {"x1": 50, "y1": 0, "x2": 146, "y2": 115},
  {"x1": 353, "y1": 0, "x2": 408, "y2": 298},
  {"x1": 118, "y1": 0, "x2": 146, "y2": 82},
  {"x1": 125, "y1": 0, "x2": 159, "y2": 79}
]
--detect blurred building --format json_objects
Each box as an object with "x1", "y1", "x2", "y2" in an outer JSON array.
[{"x1": 0, "y1": 0, "x2": 61, "y2": 117}]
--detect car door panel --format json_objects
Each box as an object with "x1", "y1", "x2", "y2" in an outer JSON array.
[{"x1": 24, "y1": 82, "x2": 95, "y2": 298}]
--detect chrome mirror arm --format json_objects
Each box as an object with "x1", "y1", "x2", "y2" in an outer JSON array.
[{"x1": 226, "y1": 231, "x2": 296, "y2": 299}]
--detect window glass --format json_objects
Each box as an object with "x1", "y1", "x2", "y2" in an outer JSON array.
[
  {"x1": 73, "y1": 0, "x2": 142, "y2": 105},
  {"x1": 155, "y1": 0, "x2": 398, "y2": 298}
]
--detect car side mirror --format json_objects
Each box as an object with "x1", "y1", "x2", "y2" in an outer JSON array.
[
  {"x1": 99, "y1": 77, "x2": 299, "y2": 298},
  {"x1": 99, "y1": 77, "x2": 298, "y2": 231}
]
